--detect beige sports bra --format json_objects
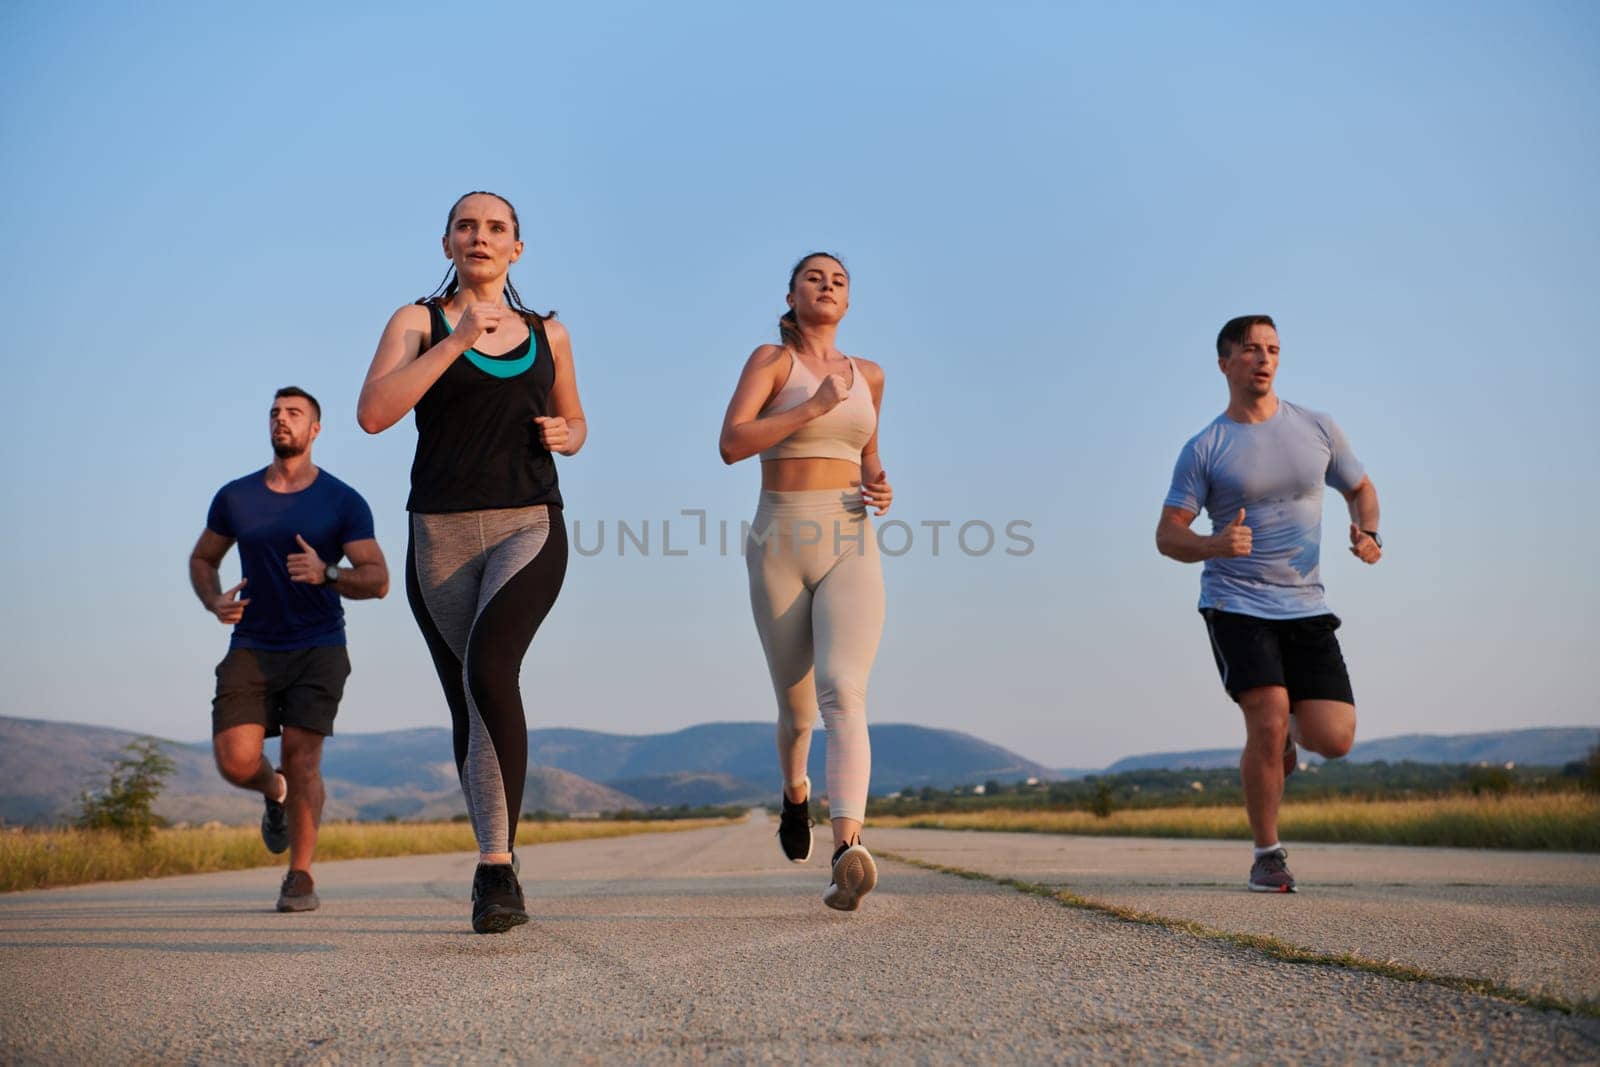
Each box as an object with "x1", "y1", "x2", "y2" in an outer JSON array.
[{"x1": 758, "y1": 352, "x2": 877, "y2": 463}]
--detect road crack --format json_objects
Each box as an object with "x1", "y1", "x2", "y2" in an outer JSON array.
[{"x1": 877, "y1": 850, "x2": 1600, "y2": 1020}]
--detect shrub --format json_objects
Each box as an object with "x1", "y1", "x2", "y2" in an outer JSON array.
[
  {"x1": 1089, "y1": 781, "x2": 1116, "y2": 819},
  {"x1": 76, "y1": 740, "x2": 176, "y2": 840},
  {"x1": 1465, "y1": 765, "x2": 1514, "y2": 797}
]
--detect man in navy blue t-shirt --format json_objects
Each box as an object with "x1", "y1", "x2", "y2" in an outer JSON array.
[
  {"x1": 1157, "y1": 316, "x2": 1383, "y2": 894},
  {"x1": 189, "y1": 387, "x2": 389, "y2": 912}
]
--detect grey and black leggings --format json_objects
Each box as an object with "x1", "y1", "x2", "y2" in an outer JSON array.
[{"x1": 406, "y1": 506, "x2": 567, "y2": 855}]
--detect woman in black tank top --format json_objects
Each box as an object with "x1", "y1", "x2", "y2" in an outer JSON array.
[{"x1": 357, "y1": 191, "x2": 587, "y2": 934}]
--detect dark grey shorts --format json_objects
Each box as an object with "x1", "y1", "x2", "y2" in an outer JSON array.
[{"x1": 211, "y1": 645, "x2": 351, "y2": 738}]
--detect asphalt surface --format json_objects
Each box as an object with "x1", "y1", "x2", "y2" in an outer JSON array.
[
  {"x1": 871, "y1": 828, "x2": 1600, "y2": 1006},
  {"x1": 1, "y1": 816, "x2": 1596, "y2": 1064}
]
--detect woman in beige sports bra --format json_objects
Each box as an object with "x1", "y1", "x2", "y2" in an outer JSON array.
[{"x1": 718, "y1": 252, "x2": 893, "y2": 911}]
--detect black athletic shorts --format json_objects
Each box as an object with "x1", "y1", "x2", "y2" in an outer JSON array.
[
  {"x1": 1201, "y1": 609, "x2": 1354, "y2": 704},
  {"x1": 211, "y1": 645, "x2": 350, "y2": 737}
]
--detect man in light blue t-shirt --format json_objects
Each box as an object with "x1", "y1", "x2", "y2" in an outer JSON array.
[{"x1": 1157, "y1": 316, "x2": 1383, "y2": 894}]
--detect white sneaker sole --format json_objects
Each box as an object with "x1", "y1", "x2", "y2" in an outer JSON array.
[
  {"x1": 823, "y1": 845, "x2": 878, "y2": 911},
  {"x1": 783, "y1": 835, "x2": 814, "y2": 865}
]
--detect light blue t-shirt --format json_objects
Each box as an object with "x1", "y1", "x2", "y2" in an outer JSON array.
[{"x1": 1164, "y1": 400, "x2": 1365, "y2": 619}]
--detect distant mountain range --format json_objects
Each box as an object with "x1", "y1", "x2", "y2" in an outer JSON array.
[
  {"x1": 0, "y1": 716, "x2": 1053, "y2": 827},
  {"x1": 1093, "y1": 728, "x2": 1599, "y2": 775},
  {"x1": 0, "y1": 717, "x2": 643, "y2": 827},
  {"x1": 2, "y1": 715, "x2": 1592, "y2": 827}
]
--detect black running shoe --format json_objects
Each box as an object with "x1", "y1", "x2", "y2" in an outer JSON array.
[
  {"x1": 471, "y1": 863, "x2": 529, "y2": 934},
  {"x1": 260, "y1": 772, "x2": 289, "y2": 855},
  {"x1": 777, "y1": 776, "x2": 814, "y2": 864},
  {"x1": 823, "y1": 839, "x2": 878, "y2": 912},
  {"x1": 470, "y1": 853, "x2": 521, "y2": 903},
  {"x1": 1248, "y1": 847, "x2": 1297, "y2": 893},
  {"x1": 276, "y1": 869, "x2": 319, "y2": 912}
]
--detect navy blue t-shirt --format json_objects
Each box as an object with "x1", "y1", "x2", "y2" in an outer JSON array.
[{"x1": 206, "y1": 468, "x2": 376, "y2": 651}]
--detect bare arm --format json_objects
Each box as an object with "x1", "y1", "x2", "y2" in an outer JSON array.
[
  {"x1": 857, "y1": 360, "x2": 893, "y2": 514},
  {"x1": 333, "y1": 538, "x2": 390, "y2": 599},
  {"x1": 1155, "y1": 505, "x2": 1252, "y2": 563},
  {"x1": 189, "y1": 529, "x2": 248, "y2": 624},
  {"x1": 356, "y1": 305, "x2": 472, "y2": 434},
  {"x1": 718, "y1": 346, "x2": 840, "y2": 464},
  {"x1": 1342, "y1": 475, "x2": 1382, "y2": 564},
  {"x1": 1343, "y1": 475, "x2": 1379, "y2": 532},
  {"x1": 534, "y1": 319, "x2": 588, "y2": 456},
  {"x1": 285, "y1": 535, "x2": 390, "y2": 599}
]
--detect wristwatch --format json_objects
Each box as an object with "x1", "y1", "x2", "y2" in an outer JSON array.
[
  {"x1": 1361, "y1": 529, "x2": 1382, "y2": 549},
  {"x1": 324, "y1": 563, "x2": 341, "y2": 585}
]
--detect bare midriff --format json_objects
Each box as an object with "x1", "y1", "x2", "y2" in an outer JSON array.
[{"x1": 760, "y1": 457, "x2": 862, "y2": 491}]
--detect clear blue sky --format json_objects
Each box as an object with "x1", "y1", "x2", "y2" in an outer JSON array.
[{"x1": 2, "y1": 1, "x2": 1596, "y2": 768}]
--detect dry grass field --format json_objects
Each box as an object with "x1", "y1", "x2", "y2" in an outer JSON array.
[
  {"x1": 1, "y1": 818, "x2": 737, "y2": 893},
  {"x1": 873, "y1": 793, "x2": 1599, "y2": 851}
]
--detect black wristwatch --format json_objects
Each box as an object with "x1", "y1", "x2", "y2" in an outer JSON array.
[
  {"x1": 324, "y1": 563, "x2": 341, "y2": 585},
  {"x1": 1361, "y1": 529, "x2": 1382, "y2": 549}
]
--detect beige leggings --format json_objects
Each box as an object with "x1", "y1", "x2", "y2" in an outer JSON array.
[{"x1": 745, "y1": 489, "x2": 885, "y2": 823}]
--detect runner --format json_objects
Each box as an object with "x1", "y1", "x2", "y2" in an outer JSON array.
[
  {"x1": 1157, "y1": 315, "x2": 1383, "y2": 892},
  {"x1": 357, "y1": 191, "x2": 586, "y2": 933},
  {"x1": 718, "y1": 252, "x2": 892, "y2": 911},
  {"x1": 189, "y1": 386, "x2": 389, "y2": 912}
]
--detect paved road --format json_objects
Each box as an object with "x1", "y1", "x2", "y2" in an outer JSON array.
[
  {"x1": 872, "y1": 828, "x2": 1600, "y2": 1006},
  {"x1": 1, "y1": 816, "x2": 1596, "y2": 1064}
]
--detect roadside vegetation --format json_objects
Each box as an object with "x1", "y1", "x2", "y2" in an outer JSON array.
[
  {"x1": 864, "y1": 748, "x2": 1600, "y2": 852},
  {"x1": 0, "y1": 739, "x2": 749, "y2": 892},
  {"x1": 75, "y1": 739, "x2": 175, "y2": 840},
  {"x1": 873, "y1": 793, "x2": 1598, "y2": 851},
  {"x1": 1, "y1": 817, "x2": 739, "y2": 893}
]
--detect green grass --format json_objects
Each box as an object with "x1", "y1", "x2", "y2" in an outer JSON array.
[
  {"x1": 879, "y1": 851, "x2": 1600, "y2": 1019},
  {"x1": 872, "y1": 793, "x2": 1599, "y2": 851},
  {"x1": 0, "y1": 818, "x2": 736, "y2": 893}
]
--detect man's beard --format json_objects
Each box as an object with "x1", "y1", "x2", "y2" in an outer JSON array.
[{"x1": 272, "y1": 438, "x2": 307, "y2": 459}]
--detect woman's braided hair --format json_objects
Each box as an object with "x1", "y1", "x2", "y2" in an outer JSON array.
[{"x1": 418, "y1": 190, "x2": 554, "y2": 324}]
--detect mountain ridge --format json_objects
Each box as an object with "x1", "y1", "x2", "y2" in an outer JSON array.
[
  {"x1": 1095, "y1": 727, "x2": 1598, "y2": 774},
  {"x1": 0, "y1": 715, "x2": 1053, "y2": 826},
  {"x1": 3, "y1": 715, "x2": 1591, "y2": 826}
]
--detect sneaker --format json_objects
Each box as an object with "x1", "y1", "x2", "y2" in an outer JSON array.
[
  {"x1": 260, "y1": 771, "x2": 289, "y2": 855},
  {"x1": 471, "y1": 863, "x2": 529, "y2": 934},
  {"x1": 823, "y1": 839, "x2": 878, "y2": 912},
  {"x1": 777, "y1": 777, "x2": 814, "y2": 864},
  {"x1": 276, "y1": 869, "x2": 319, "y2": 912},
  {"x1": 470, "y1": 853, "x2": 522, "y2": 904},
  {"x1": 1248, "y1": 847, "x2": 1297, "y2": 893},
  {"x1": 1283, "y1": 735, "x2": 1299, "y2": 778}
]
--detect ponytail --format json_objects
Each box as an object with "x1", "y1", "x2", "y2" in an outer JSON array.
[{"x1": 778, "y1": 309, "x2": 802, "y2": 349}]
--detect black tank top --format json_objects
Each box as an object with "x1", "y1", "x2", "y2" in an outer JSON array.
[{"x1": 406, "y1": 301, "x2": 563, "y2": 513}]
